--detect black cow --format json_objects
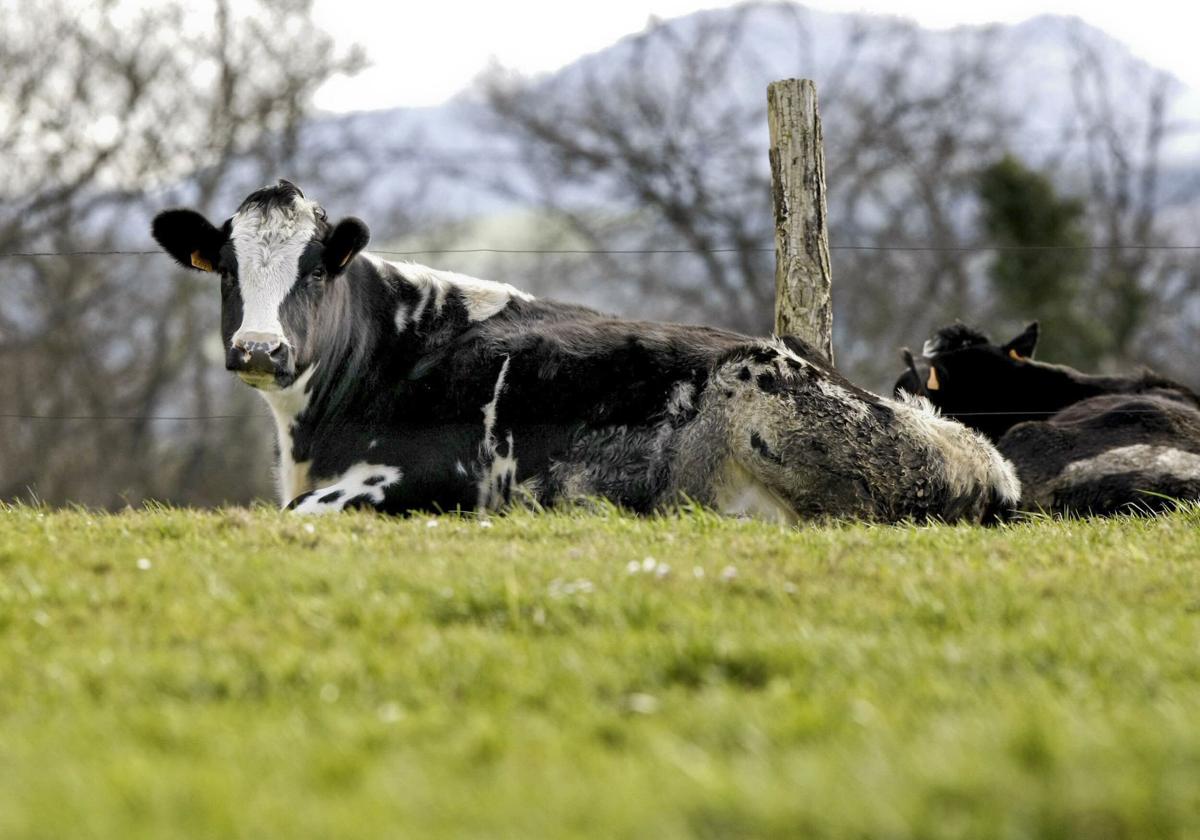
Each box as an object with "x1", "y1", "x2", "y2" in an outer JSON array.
[
  {"x1": 896, "y1": 321, "x2": 1200, "y2": 515},
  {"x1": 151, "y1": 180, "x2": 1018, "y2": 522}
]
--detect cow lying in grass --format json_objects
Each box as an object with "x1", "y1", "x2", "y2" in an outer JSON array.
[
  {"x1": 896, "y1": 321, "x2": 1200, "y2": 515},
  {"x1": 152, "y1": 180, "x2": 1018, "y2": 522}
]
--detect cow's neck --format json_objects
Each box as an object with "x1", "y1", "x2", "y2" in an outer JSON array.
[
  {"x1": 258, "y1": 364, "x2": 318, "y2": 506},
  {"x1": 255, "y1": 255, "x2": 529, "y2": 505},
  {"x1": 1026, "y1": 364, "x2": 1113, "y2": 408},
  {"x1": 1029, "y1": 362, "x2": 1183, "y2": 407}
]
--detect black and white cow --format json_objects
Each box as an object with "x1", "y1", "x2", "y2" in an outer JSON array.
[
  {"x1": 896, "y1": 321, "x2": 1200, "y2": 515},
  {"x1": 151, "y1": 180, "x2": 1018, "y2": 522}
]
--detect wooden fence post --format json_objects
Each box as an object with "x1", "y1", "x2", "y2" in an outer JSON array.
[{"x1": 768, "y1": 79, "x2": 834, "y2": 363}]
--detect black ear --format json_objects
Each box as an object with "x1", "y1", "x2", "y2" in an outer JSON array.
[
  {"x1": 324, "y1": 217, "x2": 370, "y2": 275},
  {"x1": 152, "y1": 209, "x2": 226, "y2": 273},
  {"x1": 894, "y1": 348, "x2": 926, "y2": 397},
  {"x1": 1002, "y1": 321, "x2": 1039, "y2": 360}
]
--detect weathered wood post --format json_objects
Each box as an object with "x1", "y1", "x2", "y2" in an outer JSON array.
[{"x1": 768, "y1": 79, "x2": 834, "y2": 363}]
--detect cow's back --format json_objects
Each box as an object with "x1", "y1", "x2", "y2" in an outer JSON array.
[{"x1": 998, "y1": 391, "x2": 1200, "y2": 515}]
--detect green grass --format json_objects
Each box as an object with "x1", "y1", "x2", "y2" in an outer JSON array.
[{"x1": 2, "y1": 503, "x2": 1199, "y2": 839}]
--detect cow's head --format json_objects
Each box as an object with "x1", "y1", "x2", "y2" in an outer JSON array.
[
  {"x1": 151, "y1": 180, "x2": 369, "y2": 390},
  {"x1": 894, "y1": 321, "x2": 1039, "y2": 440}
]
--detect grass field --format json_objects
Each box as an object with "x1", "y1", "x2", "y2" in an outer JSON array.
[{"x1": 2, "y1": 503, "x2": 1199, "y2": 839}]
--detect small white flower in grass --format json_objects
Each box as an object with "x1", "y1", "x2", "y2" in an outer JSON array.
[
  {"x1": 425, "y1": 519, "x2": 439, "y2": 529},
  {"x1": 136, "y1": 557, "x2": 152, "y2": 571},
  {"x1": 641, "y1": 556, "x2": 657, "y2": 572},
  {"x1": 478, "y1": 520, "x2": 493, "y2": 529},
  {"x1": 549, "y1": 578, "x2": 594, "y2": 598},
  {"x1": 692, "y1": 566, "x2": 705, "y2": 579},
  {"x1": 625, "y1": 693, "x2": 659, "y2": 715},
  {"x1": 654, "y1": 563, "x2": 671, "y2": 579},
  {"x1": 782, "y1": 581, "x2": 798, "y2": 595},
  {"x1": 303, "y1": 523, "x2": 315, "y2": 535},
  {"x1": 626, "y1": 560, "x2": 641, "y2": 574},
  {"x1": 377, "y1": 702, "x2": 404, "y2": 723},
  {"x1": 720, "y1": 565, "x2": 738, "y2": 582},
  {"x1": 320, "y1": 683, "x2": 340, "y2": 703}
]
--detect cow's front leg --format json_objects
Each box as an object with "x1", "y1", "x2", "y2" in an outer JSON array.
[{"x1": 286, "y1": 464, "x2": 403, "y2": 514}]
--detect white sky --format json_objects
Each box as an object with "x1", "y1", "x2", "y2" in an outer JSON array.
[{"x1": 312, "y1": 0, "x2": 1200, "y2": 113}]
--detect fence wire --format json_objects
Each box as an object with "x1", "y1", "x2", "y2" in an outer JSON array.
[
  {"x1": 2, "y1": 240, "x2": 1195, "y2": 423},
  {"x1": 3, "y1": 243, "x2": 1200, "y2": 259}
]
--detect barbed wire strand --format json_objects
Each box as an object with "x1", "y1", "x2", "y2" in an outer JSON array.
[
  {"x1": 2, "y1": 243, "x2": 1195, "y2": 423},
  {"x1": 3, "y1": 243, "x2": 1200, "y2": 259}
]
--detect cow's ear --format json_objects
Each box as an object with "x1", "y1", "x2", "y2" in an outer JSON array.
[
  {"x1": 1002, "y1": 321, "x2": 1039, "y2": 360},
  {"x1": 152, "y1": 209, "x2": 226, "y2": 273},
  {"x1": 324, "y1": 217, "x2": 370, "y2": 275}
]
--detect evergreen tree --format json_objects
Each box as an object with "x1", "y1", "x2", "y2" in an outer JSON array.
[{"x1": 977, "y1": 155, "x2": 1104, "y2": 365}]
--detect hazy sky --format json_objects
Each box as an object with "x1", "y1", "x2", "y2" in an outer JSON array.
[{"x1": 311, "y1": 0, "x2": 1200, "y2": 113}]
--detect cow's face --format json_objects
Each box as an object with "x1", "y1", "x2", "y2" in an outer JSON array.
[
  {"x1": 894, "y1": 322, "x2": 1039, "y2": 439},
  {"x1": 151, "y1": 180, "x2": 369, "y2": 390}
]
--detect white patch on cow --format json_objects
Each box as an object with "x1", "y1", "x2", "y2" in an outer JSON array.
[
  {"x1": 893, "y1": 391, "x2": 1022, "y2": 506},
  {"x1": 665, "y1": 381, "x2": 695, "y2": 417},
  {"x1": 258, "y1": 364, "x2": 318, "y2": 506},
  {"x1": 481, "y1": 355, "x2": 510, "y2": 447},
  {"x1": 1059, "y1": 445, "x2": 1200, "y2": 484},
  {"x1": 766, "y1": 336, "x2": 815, "y2": 369},
  {"x1": 477, "y1": 357, "x2": 518, "y2": 509},
  {"x1": 432, "y1": 276, "x2": 451, "y2": 314},
  {"x1": 714, "y1": 459, "x2": 798, "y2": 525},
  {"x1": 456, "y1": 460, "x2": 469, "y2": 478},
  {"x1": 479, "y1": 432, "x2": 519, "y2": 510},
  {"x1": 411, "y1": 283, "x2": 433, "y2": 326},
  {"x1": 392, "y1": 261, "x2": 533, "y2": 323},
  {"x1": 394, "y1": 303, "x2": 409, "y2": 333},
  {"x1": 290, "y1": 463, "x2": 403, "y2": 515},
  {"x1": 229, "y1": 194, "x2": 320, "y2": 345},
  {"x1": 817, "y1": 377, "x2": 872, "y2": 421}
]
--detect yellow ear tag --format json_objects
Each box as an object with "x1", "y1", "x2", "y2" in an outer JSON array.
[
  {"x1": 190, "y1": 251, "x2": 213, "y2": 272},
  {"x1": 926, "y1": 366, "x2": 940, "y2": 391},
  {"x1": 1008, "y1": 349, "x2": 1023, "y2": 361}
]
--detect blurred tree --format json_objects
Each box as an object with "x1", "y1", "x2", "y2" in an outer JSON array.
[
  {"x1": 977, "y1": 154, "x2": 1103, "y2": 365},
  {"x1": 475, "y1": 10, "x2": 1019, "y2": 383},
  {"x1": 0, "y1": 0, "x2": 364, "y2": 507},
  {"x1": 1063, "y1": 27, "x2": 1178, "y2": 369},
  {"x1": 478, "y1": 8, "x2": 777, "y2": 333},
  {"x1": 471, "y1": 8, "x2": 1187, "y2": 390}
]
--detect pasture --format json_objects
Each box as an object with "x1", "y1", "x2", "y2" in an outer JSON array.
[{"x1": 2, "y1": 503, "x2": 1199, "y2": 839}]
